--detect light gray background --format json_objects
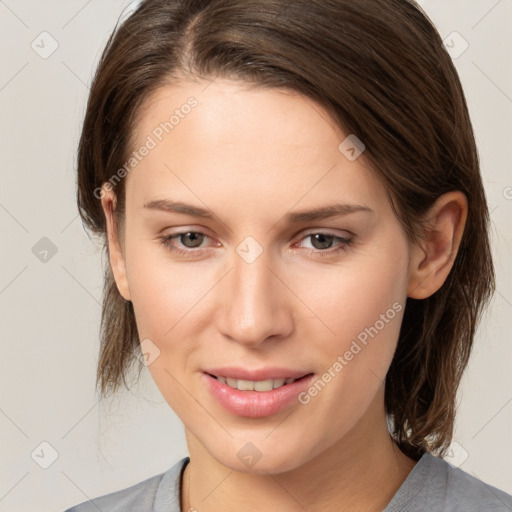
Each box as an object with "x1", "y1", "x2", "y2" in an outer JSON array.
[{"x1": 0, "y1": 1, "x2": 511, "y2": 511}]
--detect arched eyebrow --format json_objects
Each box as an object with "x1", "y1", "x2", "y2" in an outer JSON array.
[
  {"x1": 143, "y1": 199, "x2": 214, "y2": 218},
  {"x1": 284, "y1": 203, "x2": 374, "y2": 223},
  {"x1": 143, "y1": 199, "x2": 374, "y2": 223}
]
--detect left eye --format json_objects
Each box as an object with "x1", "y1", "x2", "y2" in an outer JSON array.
[
  {"x1": 297, "y1": 233, "x2": 351, "y2": 251},
  {"x1": 174, "y1": 232, "x2": 206, "y2": 248},
  {"x1": 158, "y1": 231, "x2": 211, "y2": 253}
]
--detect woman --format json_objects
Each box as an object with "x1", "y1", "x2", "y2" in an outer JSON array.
[{"x1": 65, "y1": 0, "x2": 512, "y2": 510}]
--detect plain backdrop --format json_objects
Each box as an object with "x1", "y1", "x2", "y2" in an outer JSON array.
[{"x1": 0, "y1": 1, "x2": 511, "y2": 511}]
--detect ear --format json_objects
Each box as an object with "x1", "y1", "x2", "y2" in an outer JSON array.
[
  {"x1": 407, "y1": 191, "x2": 468, "y2": 299},
  {"x1": 100, "y1": 184, "x2": 131, "y2": 301}
]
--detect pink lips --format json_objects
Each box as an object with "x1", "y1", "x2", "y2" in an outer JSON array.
[{"x1": 203, "y1": 367, "x2": 314, "y2": 418}]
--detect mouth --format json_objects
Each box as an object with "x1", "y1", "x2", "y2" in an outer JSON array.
[
  {"x1": 203, "y1": 371, "x2": 315, "y2": 418},
  {"x1": 206, "y1": 373, "x2": 311, "y2": 392}
]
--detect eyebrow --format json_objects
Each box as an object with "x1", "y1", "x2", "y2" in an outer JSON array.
[
  {"x1": 143, "y1": 199, "x2": 374, "y2": 223},
  {"x1": 284, "y1": 203, "x2": 374, "y2": 223},
  {"x1": 144, "y1": 199, "x2": 214, "y2": 218}
]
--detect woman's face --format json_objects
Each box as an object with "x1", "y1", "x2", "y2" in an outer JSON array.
[{"x1": 110, "y1": 78, "x2": 416, "y2": 473}]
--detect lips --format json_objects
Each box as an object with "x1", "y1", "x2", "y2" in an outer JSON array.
[{"x1": 203, "y1": 368, "x2": 315, "y2": 418}]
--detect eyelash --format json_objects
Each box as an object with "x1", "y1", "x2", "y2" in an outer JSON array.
[{"x1": 158, "y1": 231, "x2": 353, "y2": 258}]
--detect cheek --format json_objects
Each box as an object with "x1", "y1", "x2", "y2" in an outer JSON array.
[
  {"x1": 124, "y1": 238, "x2": 210, "y2": 342},
  {"x1": 293, "y1": 232, "x2": 410, "y2": 371},
  {"x1": 125, "y1": 245, "x2": 209, "y2": 408},
  {"x1": 289, "y1": 247, "x2": 408, "y2": 441},
  {"x1": 272, "y1": 255, "x2": 409, "y2": 460}
]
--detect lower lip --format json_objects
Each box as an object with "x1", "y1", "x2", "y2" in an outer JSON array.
[{"x1": 203, "y1": 372, "x2": 315, "y2": 418}]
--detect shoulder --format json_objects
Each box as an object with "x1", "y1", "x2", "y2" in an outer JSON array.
[
  {"x1": 428, "y1": 453, "x2": 512, "y2": 509},
  {"x1": 385, "y1": 452, "x2": 512, "y2": 511},
  {"x1": 62, "y1": 457, "x2": 189, "y2": 512}
]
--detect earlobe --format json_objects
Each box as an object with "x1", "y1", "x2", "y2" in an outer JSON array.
[
  {"x1": 407, "y1": 191, "x2": 468, "y2": 299},
  {"x1": 100, "y1": 184, "x2": 131, "y2": 301}
]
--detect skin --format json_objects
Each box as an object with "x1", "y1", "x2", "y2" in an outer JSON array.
[{"x1": 101, "y1": 78, "x2": 468, "y2": 511}]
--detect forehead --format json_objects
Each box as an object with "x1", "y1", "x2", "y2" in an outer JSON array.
[
  {"x1": 133, "y1": 78, "x2": 339, "y2": 149},
  {"x1": 125, "y1": 78, "x2": 389, "y2": 217}
]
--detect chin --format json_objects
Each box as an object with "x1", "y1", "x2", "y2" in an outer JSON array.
[{"x1": 205, "y1": 437, "x2": 313, "y2": 475}]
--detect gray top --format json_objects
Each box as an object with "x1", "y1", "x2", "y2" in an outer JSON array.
[{"x1": 64, "y1": 453, "x2": 512, "y2": 511}]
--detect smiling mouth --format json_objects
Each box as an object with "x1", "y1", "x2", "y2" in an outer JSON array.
[{"x1": 206, "y1": 373, "x2": 312, "y2": 392}]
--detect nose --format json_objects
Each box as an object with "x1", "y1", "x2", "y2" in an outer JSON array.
[{"x1": 216, "y1": 250, "x2": 294, "y2": 348}]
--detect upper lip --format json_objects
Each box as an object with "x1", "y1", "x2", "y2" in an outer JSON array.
[{"x1": 204, "y1": 367, "x2": 312, "y2": 381}]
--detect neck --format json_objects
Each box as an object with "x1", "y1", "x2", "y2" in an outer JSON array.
[{"x1": 180, "y1": 398, "x2": 417, "y2": 512}]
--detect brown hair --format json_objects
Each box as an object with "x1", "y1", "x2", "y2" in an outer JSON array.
[{"x1": 76, "y1": 0, "x2": 495, "y2": 460}]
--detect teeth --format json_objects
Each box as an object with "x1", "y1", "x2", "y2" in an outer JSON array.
[
  {"x1": 217, "y1": 376, "x2": 298, "y2": 391},
  {"x1": 237, "y1": 379, "x2": 256, "y2": 391}
]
